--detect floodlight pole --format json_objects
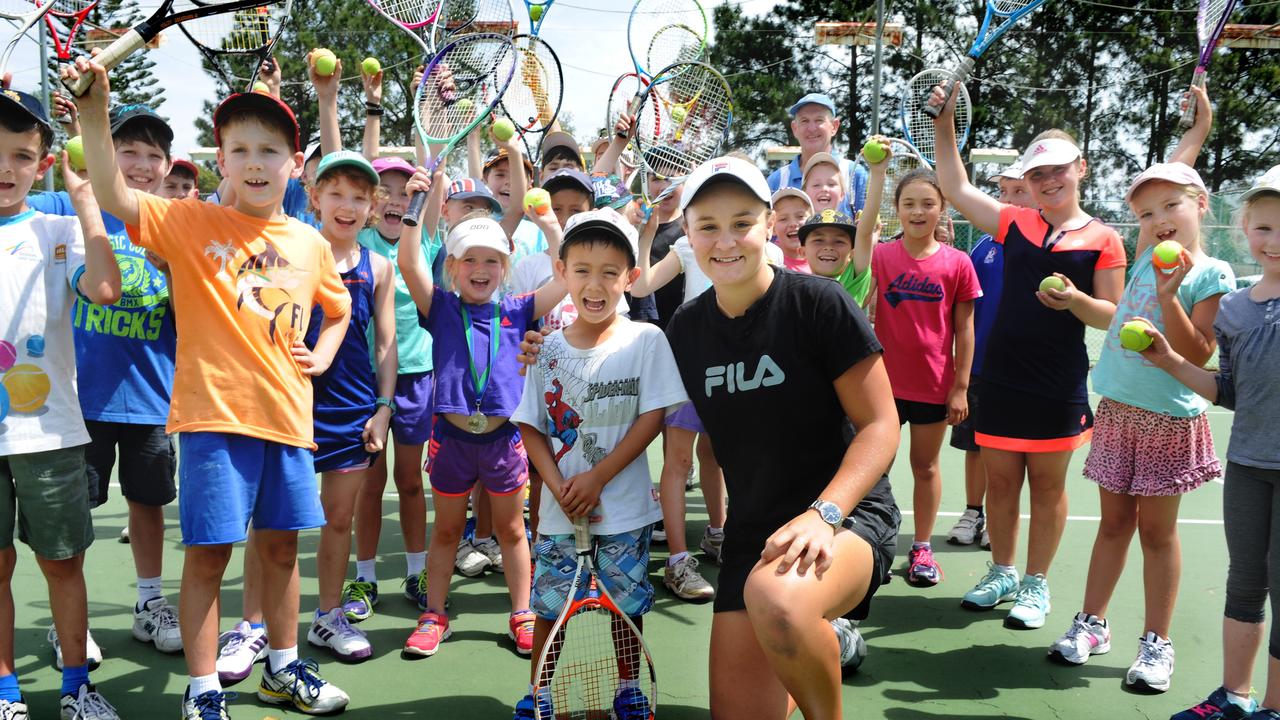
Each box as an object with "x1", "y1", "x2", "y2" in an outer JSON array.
[
  {"x1": 39, "y1": 19, "x2": 53, "y2": 191},
  {"x1": 871, "y1": 0, "x2": 885, "y2": 136}
]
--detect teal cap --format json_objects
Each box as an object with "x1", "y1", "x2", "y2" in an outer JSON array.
[{"x1": 316, "y1": 150, "x2": 379, "y2": 185}]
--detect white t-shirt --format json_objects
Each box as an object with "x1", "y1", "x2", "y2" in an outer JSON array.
[
  {"x1": 510, "y1": 251, "x2": 629, "y2": 332},
  {"x1": 512, "y1": 319, "x2": 687, "y2": 535},
  {"x1": 0, "y1": 211, "x2": 91, "y2": 455}
]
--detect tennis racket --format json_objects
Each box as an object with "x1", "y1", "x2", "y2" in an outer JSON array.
[
  {"x1": 43, "y1": 0, "x2": 99, "y2": 62},
  {"x1": 902, "y1": 68, "x2": 970, "y2": 165},
  {"x1": 859, "y1": 137, "x2": 931, "y2": 239},
  {"x1": 178, "y1": 0, "x2": 292, "y2": 92},
  {"x1": 64, "y1": 0, "x2": 286, "y2": 96},
  {"x1": 633, "y1": 61, "x2": 730, "y2": 216},
  {"x1": 431, "y1": 0, "x2": 514, "y2": 50},
  {"x1": 1179, "y1": 0, "x2": 1239, "y2": 129},
  {"x1": 403, "y1": 32, "x2": 516, "y2": 226},
  {"x1": 622, "y1": 0, "x2": 707, "y2": 117},
  {"x1": 532, "y1": 518, "x2": 657, "y2": 720},
  {"x1": 0, "y1": 0, "x2": 57, "y2": 77},
  {"x1": 499, "y1": 33, "x2": 561, "y2": 137},
  {"x1": 608, "y1": 72, "x2": 660, "y2": 143},
  {"x1": 366, "y1": 0, "x2": 444, "y2": 58},
  {"x1": 922, "y1": 0, "x2": 1050, "y2": 119},
  {"x1": 523, "y1": 0, "x2": 552, "y2": 36}
]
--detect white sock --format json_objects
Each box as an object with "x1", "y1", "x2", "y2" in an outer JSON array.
[
  {"x1": 473, "y1": 535, "x2": 492, "y2": 545},
  {"x1": 188, "y1": 673, "x2": 220, "y2": 698},
  {"x1": 667, "y1": 551, "x2": 689, "y2": 568},
  {"x1": 995, "y1": 563, "x2": 1017, "y2": 574},
  {"x1": 355, "y1": 559, "x2": 377, "y2": 584},
  {"x1": 1227, "y1": 691, "x2": 1254, "y2": 709},
  {"x1": 405, "y1": 552, "x2": 426, "y2": 577},
  {"x1": 268, "y1": 646, "x2": 298, "y2": 672},
  {"x1": 706, "y1": 527, "x2": 723, "y2": 535},
  {"x1": 137, "y1": 576, "x2": 163, "y2": 606}
]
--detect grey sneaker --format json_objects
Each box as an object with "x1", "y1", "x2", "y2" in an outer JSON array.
[
  {"x1": 663, "y1": 555, "x2": 714, "y2": 602},
  {"x1": 59, "y1": 686, "x2": 118, "y2": 720},
  {"x1": 699, "y1": 527, "x2": 724, "y2": 565},
  {"x1": 1125, "y1": 631, "x2": 1174, "y2": 692},
  {"x1": 832, "y1": 618, "x2": 866, "y2": 672},
  {"x1": 0, "y1": 698, "x2": 27, "y2": 720},
  {"x1": 132, "y1": 597, "x2": 183, "y2": 653},
  {"x1": 48, "y1": 627, "x2": 102, "y2": 670},
  {"x1": 946, "y1": 508, "x2": 984, "y2": 545},
  {"x1": 473, "y1": 537, "x2": 504, "y2": 573},
  {"x1": 455, "y1": 538, "x2": 491, "y2": 577},
  {"x1": 258, "y1": 657, "x2": 350, "y2": 715}
]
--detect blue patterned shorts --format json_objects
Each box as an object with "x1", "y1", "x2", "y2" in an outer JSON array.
[{"x1": 531, "y1": 525, "x2": 654, "y2": 621}]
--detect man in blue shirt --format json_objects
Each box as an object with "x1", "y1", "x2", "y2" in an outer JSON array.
[{"x1": 766, "y1": 92, "x2": 869, "y2": 214}]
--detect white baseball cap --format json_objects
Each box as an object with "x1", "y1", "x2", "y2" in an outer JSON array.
[
  {"x1": 446, "y1": 217, "x2": 511, "y2": 259},
  {"x1": 678, "y1": 156, "x2": 772, "y2": 213},
  {"x1": 1241, "y1": 165, "x2": 1280, "y2": 203},
  {"x1": 770, "y1": 187, "x2": 814, "y2": 212},
  {"x1": 1124, "y1": 162, "x2": 1207, "y2": 203},
  {"x1": 987, "y1": 160, "x2": 1025, "y2": 183},
  {"x1": 1019, "y1": 138, "x2": 1082, "y2": 173},
  {"x1": 563, "y1": 207, "x2": 640, "y2": 265}
]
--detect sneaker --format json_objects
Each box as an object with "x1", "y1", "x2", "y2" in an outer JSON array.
[
  {"x1": 699, "y1": 528, "x2": 724, "y2": 565},
  {"x1": 512, "y1": 692, "x2": 553, "y2": 720},
  {"x1": 613, "y1": 686, "x2": 651, "y2": 720},
  {"x1": 59, "y1": 685, "x2": 118, "y2": 720},
  {"x1": 906, "y1": 545, "x2": 943, "y2": 586},
  {"x1": 947, "y1": 509, "x2": 985, "y2": 546},
  {"x1": 1126, "y1": 631, "x2": 1174, "y2": 692},
  {"x1": 403, "y1": 611, "x2": 451, "y2": 657},
  {"x1": 651, "y1": 521, "x2": 666, "y2": 544},
  {"x1": 832, "y1": 618, "x2": 867, "y2": 672},
  {"x1": 979, "y1": 527, "x2": 991, "y2": 550},
  {"x1": 132, "y1": 597, "x2": 183, "y2": 653},
  {"x1": 960, "y1": 562, "x2": 1020, "y2": 610},
  {"x1": 308, "y1": 608, "x2": 373, "y2": 662},
  {"x1": 1048, "y1": 612, "x2": 1110, "y2": 665},
  {"x1": 0, "y1": 699, "x2": 27, "y2": 720},
  {"x1": 455, "y1": 538, "x2": 491, "y2": 577},
  {"x1": 258, "y1": 657, "x2": 349, "y2": 715},
  {"x1": 685, "y1": 465, "x2": 696, "y2": 491},
  {"x1": 474, "y1": 537, "x2": 504, "y2": 573},
  {"x1": 341, "y1": 578, "x2": 378, "y2": 621},
  {"x1": 402, "y1": 572, "x2": 428, "y2": 610},
  {"x1": 216, "y1": 620, "x2": 268, "y2": 684},
  {"x1": 1005, "y1": 574, "x2": 1051, "y2": 629},
  {"x1": 48, "y1": 627, "x2": 103, "y2": 671},
  {"x1": 1170, "y1": 687, "x2": 1255, "y2": 720},
  {"x1": 181, "y1": 688, "x2": 231, "y2": 720},
  {"x1": 508, "y1": 610, "x2": 535, "y2": 655},
  {"x1": 663, "y1": 555, "x2": 715, "y2": 602},
  {"x1": 118, "y1": 527, "x2": 129, "y2": 544}
]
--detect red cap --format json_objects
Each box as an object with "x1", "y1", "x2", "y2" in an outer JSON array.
[
  {"x1": 169, "y1": 158, "x2": 199, "y2": 178},
  {"x1": 212, "y1": 92, "x2": 301, "y2": 152}
]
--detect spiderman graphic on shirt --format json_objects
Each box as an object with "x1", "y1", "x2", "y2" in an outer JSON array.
[{"x1": 544, "y1": 379, "x2": 582, "y2": 461}]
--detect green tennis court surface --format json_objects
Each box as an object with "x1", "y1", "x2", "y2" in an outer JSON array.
[{"x1": 8, "y1": 400, "x2": 1243, "y2": 718}]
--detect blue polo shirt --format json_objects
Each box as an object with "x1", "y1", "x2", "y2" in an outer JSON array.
[{"x1": 968, "y1": 235, "x2": 1004, "y2": 378}]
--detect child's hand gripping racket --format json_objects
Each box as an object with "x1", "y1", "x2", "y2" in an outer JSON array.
[{"x1": 1179, "y1": 0, "x2": 1239, "y2": 129}]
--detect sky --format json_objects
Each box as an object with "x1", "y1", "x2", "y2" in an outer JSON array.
[{"x1": 9, "y1": 0, "x2": 785, "y2": 159}]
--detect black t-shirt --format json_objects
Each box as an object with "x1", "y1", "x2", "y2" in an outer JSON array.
[
  {"x1": 628, "y1": 220, "x2": 686, "y2": 328},
  {"x1": 666, "y1": 269, "x2": 894, "y2": 553}
]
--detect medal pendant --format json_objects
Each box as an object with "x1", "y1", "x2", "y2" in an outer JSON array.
[{"x1": 467, "y1": 412, "x2": 487, "y2": 434}]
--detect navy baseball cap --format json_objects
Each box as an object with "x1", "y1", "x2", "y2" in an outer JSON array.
[
  {"x1": 797, "y1": 208, "x2": 857, "y2": 245},
  {"x1": 0, "y1": 89, "x2": 52, "y2": 134},
  {"x1": 109, "y1": 103, "x2": 174, "y2": 146},
  {"x1": 788, "y1": 92, "x2": 837, "y2": 118},
  {"x1": 542, "y1": 168, "x2": 593, "y2": 197},
  {"x1": 447, "y1": 177, "x2": 502, "y2": 215}
]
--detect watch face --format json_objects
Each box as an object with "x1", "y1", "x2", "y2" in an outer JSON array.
[{"x1": 818, "y1": 502, "x2": 842, "y2": 525}]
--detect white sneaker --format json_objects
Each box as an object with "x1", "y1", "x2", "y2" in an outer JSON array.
[
  {"x1": 1126, "y1": 631, "x2": 1174, "y2": 692},
  {"x1": 979, "y1": 527, "x2": 991, "y2": 550},
  {"x1": 216, "y1": 620, "x2": 268, "y2": 684},
  {"x1": 308, "y1": 608, "x2": 373, "y2": 662},
  {"x1": 662, "y1": 555, "x2": 715, "y2": 602},
  {"x1": 473, "y1": 537, "x2": 504, "y2": 573},
  {"x1": 0, "y1": 699, "x2": 28, "y2": 720},
  {"x1": 946, "y1": 508, "x2": 985, "y2": 545},
  {"x1": 455, "y1": 538, "x2": 491, "y2": 577},
  {"x1": 1048, "y1": 612, "x2": 1110, "y2": 665},
  {"x1": 181, "y1": 688, "x2": 230, "y2": 720},
  {"x1": 48, "y1": 627, "x2": 102, "y2": 670},
  {"x1": 132, "y1": 597, "x2": 183, "y2": 653},
  {"x1": 58, "y1": 685, "x2": 118, "y2": 720},
  {"x1": 832, "y1": 618, "x2": 867, "y2": 672},
  {"x1": 258, "y1": 657, "x2": 350, "y2": 714}
]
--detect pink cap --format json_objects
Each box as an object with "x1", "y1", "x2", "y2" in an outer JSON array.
[
  {"x1": 372, "y1": 156, "x2": 416, "y2": 177},
  {"x1": 1124, "y1": 162, "x2": 1207, "y2": 202}
]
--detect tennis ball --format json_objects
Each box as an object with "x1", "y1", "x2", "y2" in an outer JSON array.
[
  {"x1": 362, "y1": 57, "x2": 381, "y2": 76},
  {"x1": 1119, "y1": 319, "x2": 1154, "y2": 352},
  {"x1": 492, "y1": 118, "x2": 516, "y2": 142},
  {"x1": 0, "y1": 341, "x2": 15, "y2": 373},
  {"x1": 1152, "y1": 240, "x2": 1183, "y2": 273},
  {"x1": 670, "y1": 106, "x2": 687, "y2": 124},
  {"x1": 64, "y1": 136, "x2": 85, "y2": 172},
  {"x1": 524, "y1": 188, "x2": 551, "y2": 215},
  {"x1": 1039, "y1": 275, "x2": 1066, "y2": 293},
  {"x1": 529, "y1": 4, "x2": 544, "y2": 21},
  {"x1": 313, "y1": 50, "x2": 337, "y2": 77},
  {"x1": 2, "y1": 364, "x2": 51, "y2": 414},
  {"x1": 861, "y1": 139, "x2": 887, "y2": 164},
  {"x1": 251, "y1": 81, "x2": 270, "y2": 94}
]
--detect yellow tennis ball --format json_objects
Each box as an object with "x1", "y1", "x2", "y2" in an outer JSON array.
[
  {"x1": 529, "y1": 4, "x2": 544, "y2": 21},
  {"x1": 861, "y1": 139, "x2": 887, "y2": 164},
  {"x1": 524, "y1": 188, "x2": 551, "y2": 215},
  {"x1": 362, "y1": 57, "x2": 381, "y2": 75},
  {"x1": 1153, "y1": 240, "x2": 1182, "y2": 272},
  {"x1": 670, "y1": 106, "x2": 687, "y2": 123},
  {"x1": 492, "y1": 118, "x2": 516, "y2": 142},
  {"x1": 1039, "y1": 275, "x2": 1065, "y2": 293},
  {"x1": 313, "y1": 50, "x2": 337, "y2": 77},
  {"x1": 1119, "y1": 319, "x2": 1154, "y2": 352},
  {"x1": 2, "y1": 364, "x2": 51, "y2": 414},
  {"x1": 65, "y1": 135, "x2": 85, "y2": 171}
]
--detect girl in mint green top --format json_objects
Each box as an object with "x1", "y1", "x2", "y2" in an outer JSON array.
[{"x1": 358, "y1": 226, "x2": 440, "y2": 374}]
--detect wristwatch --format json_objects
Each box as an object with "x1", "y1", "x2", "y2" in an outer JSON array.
[
  {"x1": 809, "y1": 499, "x2": 845, "y2": 531},
  {"x1": 375, "y1": 397, "x2": 397, "y2": 417}
]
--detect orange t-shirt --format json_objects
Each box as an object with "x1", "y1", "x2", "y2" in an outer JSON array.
[{"x1": 132, "y1": 193, "x2": 351, "y2": 449}]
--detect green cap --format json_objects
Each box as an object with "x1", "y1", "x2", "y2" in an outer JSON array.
[{"x1": 315, "y1": 150, "x2": 379, "y2": 185}]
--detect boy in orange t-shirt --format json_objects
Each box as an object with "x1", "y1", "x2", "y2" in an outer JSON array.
[{"x1": 66, "y1": 58, "x2": 352, "y2": 719}]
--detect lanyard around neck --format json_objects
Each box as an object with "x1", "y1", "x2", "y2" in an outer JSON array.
[{"x1": 460, "y1": 302, "x2": 501, "y2": 403}]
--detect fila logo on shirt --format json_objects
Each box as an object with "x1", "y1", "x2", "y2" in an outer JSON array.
[{"x1": 704, "y1": 355, "x2": 785, "y2": 397}]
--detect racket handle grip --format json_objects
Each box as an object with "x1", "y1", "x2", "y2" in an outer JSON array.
[
  {"x1": 922, "y1": 57, "x2": 974, "y2": 119},
  {"x1": 573, "y1": 517, "x2": 591, "y2": 554},
  {"x1": 403, "y1": 190, "x2": 428, "y2": 228},
  {"x1": 64, "y1": 29, "x2": 146, "y2": 96},
  {"x1": 1178, "y1": 71, "x2": 1207, "y2": 131}
]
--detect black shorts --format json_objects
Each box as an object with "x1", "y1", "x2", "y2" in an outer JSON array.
[
  {"x1": 713, "y1": 475, "x2": 900, "y2": 622},
  {"x1": 948, "y1": 377, "x2": 983, "y2": 452},
  {"x1": 84, "y1": 421, "x2": 177, "y2": 508},
  {"x1": 895, "y1": 398, "x2": 947, "y2": 426},
  {"x1": 975, "y1": 381, "x2": 1094, "y2": 453}
]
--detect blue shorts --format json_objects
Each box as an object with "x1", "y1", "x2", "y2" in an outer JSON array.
[
  {"x1": 392, "y1": 371, "x2": 434, "y2": 446},
  {"x1": 531, "y1": 525, "x2": 654, "y2": 621},
  {"x1": 178, "y1": 432, "x2": 325, "y2": 545}
]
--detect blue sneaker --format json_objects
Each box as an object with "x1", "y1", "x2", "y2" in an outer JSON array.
[
  {"x1": 1004, "y1": 573, "x2": 1051, "y2": 629},
  {"x1": 613, "y1": 686, "x2": 651, "y2": 720},
  {"x1": 960, "y1": 562, "x2": 1019, "y2": 610},
  {"x1": 403, "y1": 571, "x2": 429, "y2": 610},
  {"x1": 341, "y1": 578, "x2": 378, "y2": 621},
  {"x1": 1170, "y1": 687, "x2": 1254, "y2": 720},
  {"x1": 513, "y1": 692, "x2": 553, "y2": 720}
]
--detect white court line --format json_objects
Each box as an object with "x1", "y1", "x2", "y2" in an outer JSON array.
[{"x1": 678, "y1": 502, "x2": 1225, "y2": 527}]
